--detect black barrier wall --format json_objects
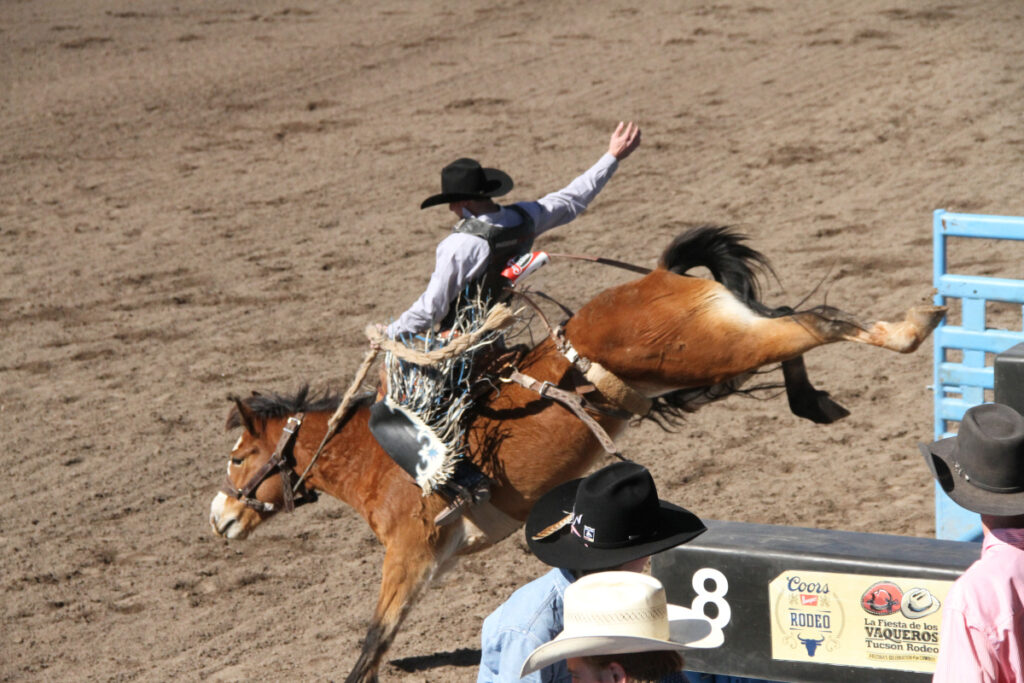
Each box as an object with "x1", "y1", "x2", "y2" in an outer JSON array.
[
  {"x1": 995, "y1": 343, "x2": 1024, "y2": 416},
  {"x1": 653, "y1": 520, "x2": 980, "y2": 682}
]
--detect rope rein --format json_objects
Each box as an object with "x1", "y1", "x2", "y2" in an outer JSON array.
[
  {"x1": 365, "y1": 304, "x2": 520, "y2": 366},
  {"x1": 292, "y1": 345, "x2": 379, "y2": 493}
]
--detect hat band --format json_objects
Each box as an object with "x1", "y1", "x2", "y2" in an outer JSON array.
[
  {"x1": 564, "y1": 604, "x2": 670, "y2": 639},
  {"x1": 570, "y1": 517, "x2": 659, "y2": 549},
  {"x1": 954, "y1": 458, "x2": 1024, "y2": 494}
]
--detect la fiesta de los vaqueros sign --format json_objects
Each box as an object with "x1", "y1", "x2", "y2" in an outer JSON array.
[{"x1": 769, "y1": 570, "x2": 951, "y2": 673}]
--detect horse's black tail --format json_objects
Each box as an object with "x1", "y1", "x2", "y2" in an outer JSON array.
[
  {"x1": 647, "y1": 226, "x2": 787, "y2": 429},
  {"x1": 658, "y1": 225, "x2": 777, "y2": 311}
]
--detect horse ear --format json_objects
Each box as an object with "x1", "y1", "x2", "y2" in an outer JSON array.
[{"x1": 227, "y1": 394, "x2": 261, "y2": 437}]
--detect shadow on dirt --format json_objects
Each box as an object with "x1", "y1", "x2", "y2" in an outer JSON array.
[{"x1": 389, "y1": 647, "x2": 482, "y2": 672}]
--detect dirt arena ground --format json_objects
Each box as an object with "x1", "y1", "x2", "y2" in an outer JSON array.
[{"x1": 3, "y1": 0, "x2": 1024, "y2": 680}]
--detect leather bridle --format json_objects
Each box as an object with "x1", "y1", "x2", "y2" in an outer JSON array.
[{"x1": 220, "y1": 412, "x2": 319, "y2": 514}]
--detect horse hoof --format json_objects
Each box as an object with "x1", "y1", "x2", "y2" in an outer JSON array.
[
  {"x1": 909, "y1": 304, "x2": 947, "y2": 332},
  {"x1": 903, "y1": 304, "x2": 947, "y2": 350}
]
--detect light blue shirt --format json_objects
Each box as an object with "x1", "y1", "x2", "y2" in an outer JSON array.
[
  {"x1": 477, "y1": 567, "x2": 573, "y2": 683},
  {"x1": 388, "y1": 153, "x2": 620, "y2": 338}
]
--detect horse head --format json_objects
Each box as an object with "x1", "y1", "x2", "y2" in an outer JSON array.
[{"x1": 209, "y1": 390, "x2": 323, "y2": 539}]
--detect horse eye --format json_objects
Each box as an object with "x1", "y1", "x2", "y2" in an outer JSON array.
[{"x1": 230, "y1": 457, "x2": 245, "y2": 466}]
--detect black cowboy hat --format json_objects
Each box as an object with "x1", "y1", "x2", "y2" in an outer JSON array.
[
  {"x1": 919, "y1": 402, "x2": 1024, "y2": 516},
  {"x1": 525, "y1": 462, "x2": 706, "y2": 571},
  {"x1": 420, "y1": 158, "x2": 514, "y2": 209}
]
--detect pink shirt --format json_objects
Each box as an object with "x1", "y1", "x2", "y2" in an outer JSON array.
[{"x1": 933, "y1": 527, "x2": 1024, "y2": 682}]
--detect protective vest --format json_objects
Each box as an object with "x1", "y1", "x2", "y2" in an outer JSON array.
[{"x1": 440, "y1": 204, "x2": 535, "y2": 329}]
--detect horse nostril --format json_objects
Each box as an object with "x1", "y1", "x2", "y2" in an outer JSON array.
[{"x1": 218, "y1": 518, "x2": 236, "y2": 537}]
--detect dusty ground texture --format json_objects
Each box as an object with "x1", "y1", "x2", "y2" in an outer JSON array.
[{"x1": 3, "y1": 0, "x2": 1024, "y2": 680}]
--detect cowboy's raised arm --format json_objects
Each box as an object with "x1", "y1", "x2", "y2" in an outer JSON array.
[
  {"x1": 608, "y1": 121, "x2": 641, "y2": 160},
  {"x1": 524, "y1": 121, "x2": 642, "y2": 237}
]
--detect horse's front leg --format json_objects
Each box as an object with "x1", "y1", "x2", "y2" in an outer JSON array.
[{"x1": 345, "y1": 520, "x2": 463, "y2": 683}]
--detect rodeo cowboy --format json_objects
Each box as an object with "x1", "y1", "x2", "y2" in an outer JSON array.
[{"x1": 378, "y1": 121, "x2": 642, "y2": 526}]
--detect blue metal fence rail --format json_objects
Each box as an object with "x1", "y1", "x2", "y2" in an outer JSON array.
[{"x1": 932, "y1": 210, "x2": 1024, "y2": 540}]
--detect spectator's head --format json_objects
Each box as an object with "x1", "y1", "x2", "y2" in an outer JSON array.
[
  {"x1": 567, "y1": 652, "x2": 683, "y2": 683},
  {"x1": 520, "y1": 571, "x2": 715, "y2": 681},
  {"x1": 919, "y1": 402, "x2": 1024, "y2": 516},
  {"x1": 525, "y1": 461, "x2": 706, "y2": 573}
]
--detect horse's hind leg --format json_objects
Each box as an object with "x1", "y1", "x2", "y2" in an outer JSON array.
[
  {"x1": 791, "y1": 304, "x2": 946, "y2": 353},
  {"x1": 345, "y1": 524, "x2": 463, "y2": 683}
]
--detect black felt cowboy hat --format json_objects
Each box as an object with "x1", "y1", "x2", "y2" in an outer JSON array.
[
  {"x1": 526, "y1": 462, "x2": 706, "y2": 571},
  {"x1": 420, "y1": 158, "x2": 514, "y2": 209},
  {"x1": 919, "y1": 402, "x2": 1024, "y2": 516}
]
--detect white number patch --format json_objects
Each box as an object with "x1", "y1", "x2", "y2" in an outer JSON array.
[{"x1": 690, "y1": 567, "x2": 731, "y2": 643}]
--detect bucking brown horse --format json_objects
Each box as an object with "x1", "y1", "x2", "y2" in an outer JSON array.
[{"x1": 208, "y1": 227, "x2": 944, "y2": 682}]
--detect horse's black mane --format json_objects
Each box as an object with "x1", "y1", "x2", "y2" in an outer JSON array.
[
  {"x1": 225, "y1": 385, "x2": 373, "y2": 430},
  {"x1": 647, "y1": 225, "x2": 786, "y2": 429}
]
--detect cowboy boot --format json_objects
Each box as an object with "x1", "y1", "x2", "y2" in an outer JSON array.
[{"x1": 433, "y1": 460, "x2": 492, "y2": 527}]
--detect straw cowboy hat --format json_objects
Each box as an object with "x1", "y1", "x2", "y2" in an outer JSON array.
[
  {"x1": 420, "y1": 157, "x2": 514, "y2": 209},
  {"x1": 919, "y1": 402, "x2": 1024, "y2": 516},
  {"x1": 526, "y1": 461, "x2": 706, "y2": 571},
  {"x1": 520, "y1": 571, "x2": 719, "y2": 676},
  {"x1": 900, "y1": 587, "x2": 941, "y2": 619}
]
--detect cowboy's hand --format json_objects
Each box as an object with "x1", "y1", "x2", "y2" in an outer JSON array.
[
  {"x1": 608, "y1": 121, "x2": 641, "y2": 160},
  {"x1": 370, "y1": 323, "x2": 387, "y2": 349}
]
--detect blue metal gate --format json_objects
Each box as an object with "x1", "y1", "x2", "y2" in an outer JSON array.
[{"x1": 931, "y1": 210, "x2": 1024, "y2": 540}]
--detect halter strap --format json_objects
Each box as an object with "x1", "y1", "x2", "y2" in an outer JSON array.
[{"x1": 222, "y1": 412, "x2": 317, "y2": 514}]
